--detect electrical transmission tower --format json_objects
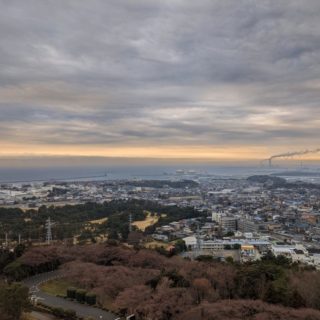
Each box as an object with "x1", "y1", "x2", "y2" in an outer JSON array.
[
  {"x1": 129, "y1": 213, "x2": 132, "y2": 233},
  {"x1": 45, "y1": 217, "x2": 53, "y2": 245}
]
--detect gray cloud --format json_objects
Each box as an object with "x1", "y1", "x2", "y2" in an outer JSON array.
[{"x1": 0, "y1": 0, "x2": 320, "y2": 152}]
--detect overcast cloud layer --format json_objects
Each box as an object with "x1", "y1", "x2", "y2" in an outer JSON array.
[{"x1": 1, "y1": 0, "x2": 320, "y2": 157}]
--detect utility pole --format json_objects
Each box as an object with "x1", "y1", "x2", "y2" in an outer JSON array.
[
  {"x1": 5, "y1": 233, "x2": 8, "y2": 247},
  {"x1": 196, "y1": 223, "x2": 201, "y2": 257},
  {"x1": 45, "y1": 217, "x2": 53, "y2": 245},
  {"x1": 18, "y1": 233, "x2": 21, "y2": 244}
]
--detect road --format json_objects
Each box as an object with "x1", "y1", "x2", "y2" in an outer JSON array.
[{"x1": 23, "y1": 271, "x2": 118, "y2": 320}]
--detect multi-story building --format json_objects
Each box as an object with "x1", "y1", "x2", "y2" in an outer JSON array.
[
  {"x1": 238, "y1": 218, "x2": 259, "y2": 233},
  {"x1": 220, "y1": 217, "x2": 238, "y2": 231}
]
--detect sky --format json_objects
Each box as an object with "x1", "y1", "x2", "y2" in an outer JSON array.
[{"x1": 1, "y1": 0, "x2": 320, "y2": 161}]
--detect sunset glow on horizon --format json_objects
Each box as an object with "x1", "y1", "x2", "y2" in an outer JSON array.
[{"x1": 2, "y1": 144, "x2": 320, "y2": 163}]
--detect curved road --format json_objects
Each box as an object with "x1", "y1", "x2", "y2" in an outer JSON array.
[{"x1": 23, "y1": 271, "x2": 118, "y2": 320}]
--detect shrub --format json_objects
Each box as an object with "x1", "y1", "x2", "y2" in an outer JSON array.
[
  {"x1": 3, "y1": 261, "x2": 30, "y2": 281},
  {"x1": 67, "y1": 287, "x2": 77, "y2": 299},
  {"x1": 52, "y1": 307, "x2": 65, "y2": 318},
  {"x1": 64, "y1": 309, "x2": 77, "y2": 319},
  {"x1": 85, "y1": 293, "x2": 97, "y2": 305},
  {"x1": 75, "y1": 289, "x2": 87, "y2": 303}
]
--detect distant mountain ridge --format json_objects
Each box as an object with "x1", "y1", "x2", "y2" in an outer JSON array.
[
  {"x1": 271, "y1": 171, "x2": 320, "y2": 177},
  {"x1": 247, "y1": 175, "x2": 320, "y2": 189}
]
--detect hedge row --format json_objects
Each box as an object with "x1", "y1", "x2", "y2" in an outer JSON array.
[
  {"x1": 37, "y1": 302, "x2": 77, "y2": 319},
  {"x1": 67, "y1": 287, "x2": 97, "y2": 305}
]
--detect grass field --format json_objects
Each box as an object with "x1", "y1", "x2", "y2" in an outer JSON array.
[
  {"x1": 40, "y1": 278, "x2": 76, "y2": 297},
  {"x1": 132, "y1": 212, "x2": 159, "y2": 231},
  {"x1": 144, "y1": 240, "x2": 171, "y2": 249},
  {"x1": 22, "y1": 314, "x2": 35, "y2": 320},
  {"x1": 89, "y1": 217, "x2": 108, "y2": 224}
]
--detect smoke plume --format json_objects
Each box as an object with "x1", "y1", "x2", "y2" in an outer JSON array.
[{"x1": 267, "y1": 148, "x2": 320, "y2": 165}]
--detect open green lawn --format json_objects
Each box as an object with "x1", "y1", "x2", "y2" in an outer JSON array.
[{"x1": 39, "y1": 278, "x2": 76, "y2": 297}]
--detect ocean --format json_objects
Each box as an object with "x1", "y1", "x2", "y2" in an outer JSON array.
[{"x1": 0, "y1": 164, "x2": 302, "y2": 184}]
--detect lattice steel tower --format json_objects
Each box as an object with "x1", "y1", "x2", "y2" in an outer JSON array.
[
  {"x1": 45, "y1": 217, "x2": 53, "y2": 245},
  {"x1": 129, "y1": 213, "x2": 132, "y2": 233}
]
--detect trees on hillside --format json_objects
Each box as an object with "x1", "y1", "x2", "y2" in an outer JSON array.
[
  {"x1": 0, "y1": 282, "x2": 30, "y2": 320},
  {"x1": 12, "y1": 243, "x2": 320, "y2": 320},
  {"x1": 0, "y1": 199, "x2": 205, "y2": 242},
  {"x1": 179, "y1": 299, "x2": 320, "y2": 320}
]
